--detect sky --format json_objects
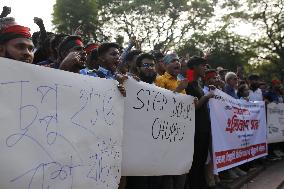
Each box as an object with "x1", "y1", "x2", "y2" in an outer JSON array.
[{"x1": 0, "y1": 0, "x2": 56, "y2": 32}]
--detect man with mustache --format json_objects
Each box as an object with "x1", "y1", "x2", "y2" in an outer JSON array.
[
  {"x1": 0, "y1": 23, "x2": 34, "y2": 63},
  {"x1": 155, "y1": 53, "x2": 188, "y2": 189},
  {"x1": 124, "y1": 53, "x2": 158, "y2": 189},
  {"x1": 155, "y1": 53, "x2": 188, "y2": 94},
  {"x1": 136, "y1": 53, "x2": 157, "y2": 84}
]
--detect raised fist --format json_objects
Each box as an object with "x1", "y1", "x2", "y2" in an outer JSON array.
[{"x1": 0, "y1": 6, "x2": 11, "y2": 18}]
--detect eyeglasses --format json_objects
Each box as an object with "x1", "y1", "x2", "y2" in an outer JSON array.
[{"x1": 141, "y1": 63, "x2": 155, "y2": 68}]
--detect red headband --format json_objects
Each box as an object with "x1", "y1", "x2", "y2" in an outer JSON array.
[
  {"x1": 0, "y1": 25, "x2": 31, "y2": 38},
  {"x1": 272, "y1": 79, "x2": 281, "y2": 85},
  {"x1": 204, "y1": 72, "x2": 217, "y2": 81},
  {"x1": 75, "y1": 39, "x2": 83, "y2": 46},
  {"x1": 85, "y1": 43, "x2": 99, "y2": 54}
]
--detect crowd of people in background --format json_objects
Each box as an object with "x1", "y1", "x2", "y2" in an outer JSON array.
[{"x1": 1, "y1": 6, "x2": 284, "y2": 189}]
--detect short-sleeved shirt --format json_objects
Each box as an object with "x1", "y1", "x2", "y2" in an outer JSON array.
[
  {"x1": 186, "y1": 81, "x2": 211, "y2": 134},
  {"x1": 155, "y1": 72, "x2": 185, "y2": 94}
]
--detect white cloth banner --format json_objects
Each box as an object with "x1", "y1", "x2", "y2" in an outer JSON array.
[
  {"x1": 0, "y1": 58, "x2": 124, "y2": 189},
  {"x1": 122, "y1": 79, "x2": 195, "y2": 176},
  {"x1": 209, "y1": 89, "x2": 267, "y2": 173},
  {"x1": 267, "y1": 103, "x2": 284, "y2": 143}
]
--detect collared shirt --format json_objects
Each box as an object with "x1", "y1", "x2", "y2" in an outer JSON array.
[
  {"x1": 203, "y1": 85, "x2": 209, "y2": 95},
  {"x1": 80, "y1": 66, "x2": 115, "y2": 79},
  {"x1": 80, "y1": 67, "x2": 98, "y2": 77},
  {"x1": 177, "y1": 74, "x2": 185, "y2": 81},
  {"x1": 249, "y1": 88, "x2": 263, "y2": 102},
  {"x1": 155, "y1": 72, "x2": 185, "y2": 94},
  {"x1": 223, "y1": 84, "x2": 238, "y2": 99}
]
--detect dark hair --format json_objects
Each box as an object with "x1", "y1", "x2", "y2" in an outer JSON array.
[
  {"x1": 57, "y1": 35, "x2": 82, "y2": 60},
  {"x1": 50, "y1": 33, "x2": 67, "y2": 58},
  {"x1": 125, "y1": 50, "x2": 142, "y2": 62},
  {"x1": 187, "y1": 56, "x2": 207, "y2": 69},
  {"x1": 97, "y1": 42, "x2": 120, "y2": 57},
  {"x1": 32, "y1": 31, "x2": 40, "y2": 46},
  {"x1": 150, "y1": 51, "x2": 164, "y2": 61},
  {"x1": 248, "y1": 74, "x2": 260, "y2": 81},
  {"x1": 238, "y1": 80, "x2": 247, "y2": 85},
  {"x1": 86, "y1": 48, "x2": 99, "y2": 69},
  {"x1": 237, "y1": 84, "x2": 248, "y2": 98},
  {"x1": 136, "y1": 53, "x2": 155, "y2": 67}
]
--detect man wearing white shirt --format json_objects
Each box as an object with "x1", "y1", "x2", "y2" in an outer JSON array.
[{"x1": 248, "y1": 74, "x2": 263, "y2": 101}]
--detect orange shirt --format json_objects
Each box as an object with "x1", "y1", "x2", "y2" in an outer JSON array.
[{"x1": 155, "y1": 72, "x2": 186, "y2": 94}]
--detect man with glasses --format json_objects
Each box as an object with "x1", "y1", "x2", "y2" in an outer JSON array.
[
  {"x1": 135, "y1": 53, "x2": 157, "y2": 84},
  {"x1": 125, "y1": 53, "x2": 158, "y2": 189}
]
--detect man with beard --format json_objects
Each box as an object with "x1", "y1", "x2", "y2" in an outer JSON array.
[
  {"x1": 155, "y1": 53, "x2": 188, "y2": 94},
  {"x1": 248, "y1": 74, "x2": 263, "y2": 101},
  {"x1": 155, "y1": 53, "x2": 188, "y2": 189},
  {"x1": 136, "y1": 53, "x2": 157, "y2": 84},
  {"x1": 124, "y1": 53, "x2": 158, "y2": 189},
  {"x1": 0, "y1": 23, "x2": 34, "y2": 63}
]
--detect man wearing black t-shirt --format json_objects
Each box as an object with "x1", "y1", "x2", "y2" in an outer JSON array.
[{"x1": 186, "y1": 56, "x2": 215, "y2": 189}]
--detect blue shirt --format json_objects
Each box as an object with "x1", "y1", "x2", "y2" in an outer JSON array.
[
  {"x1": 203, "y1": 86, "x2": 209, "y2": 95},
  {"x1": 265, "y1": 90, "x2": 284, "y2": 103},
  {"x1": 80, "y1": 66, "x2": 115, "y2": 79},
  {"x1": 37, "y1": 59, "x2": 59, "y2": 69},
  {"x1": 223, "y1": 84, "x2": 238, "y2": 99}
]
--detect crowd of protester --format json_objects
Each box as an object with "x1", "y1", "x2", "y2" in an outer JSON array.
[{"x1": 1, "y1": 6, "x2": 284, "y2": 189}]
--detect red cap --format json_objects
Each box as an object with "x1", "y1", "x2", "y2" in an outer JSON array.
[{"x1": 0, "y1": 25, "x2": 31, "y2": 38}]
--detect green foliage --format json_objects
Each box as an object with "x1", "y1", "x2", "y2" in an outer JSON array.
[
  {"x1": 217, "y1": 0, "x2": 284, "y2": 80},
  {"x1": 51, "y1": 0, "x2": 283, "y2": 81},
  {"x1": 52, "y1": 0, "x2": 101, "y2": 40},
  {"x1": 176, "y1": 30, "x2": 257, "y2": 71},
  {"x1": 99, "y1": 0, "x2": 216, "y2": 51}
]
